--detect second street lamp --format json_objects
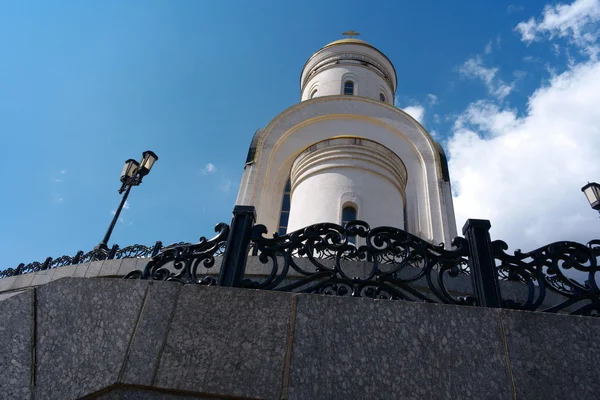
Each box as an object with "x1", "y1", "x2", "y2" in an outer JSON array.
[
  {"x1": 582, "y1": 182, "x2": 600, "y2": 214},
  {"x1": 96, "y1": 150, "x2": 159, "y2": 252}
]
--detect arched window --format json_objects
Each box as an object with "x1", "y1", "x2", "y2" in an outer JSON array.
[
  {"x1": 277, "y1": 179, "x2": 291, "y2": 236},
  {"x1": 380, "y1": 93, "x2": 386, "y2": 102},
  {"x1": 343, "y1": 81, "x2": 354, "y2": 95},
  {"x1": 341, "y1": 205, "x2": 358, "y2": 244},
  {"x1": 310, "y1": 89, "x2": 318, "y2": 98}
]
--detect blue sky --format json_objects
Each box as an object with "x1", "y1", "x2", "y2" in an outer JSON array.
[{"x1": 1, "y1": 0, "x2": 599, "y2": 269}]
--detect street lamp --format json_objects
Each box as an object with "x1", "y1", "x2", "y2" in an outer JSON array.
[
  {"x1": 95, "y1": 150, "x2": 159, "y2": 251},
  {"x1": 581, "y1": 182, "x2": 600, "y2": 214}
]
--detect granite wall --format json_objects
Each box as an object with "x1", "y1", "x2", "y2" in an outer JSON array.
[{"x1": 1, "y1": 277, "x2": 599, "y2": 399}]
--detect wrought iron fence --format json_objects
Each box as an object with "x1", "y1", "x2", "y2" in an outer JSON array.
[
  {"x1": 122, "y1": 205, "x2": 600, "y2": 316},
  {"x1": 0, "y1": 240, "x2": 194, "y2": 279},
  {"x1": 244, "y1": 221, "x2": 475, "y2": 305},
  {"x1": 4, "y1": 204, "x2": 600, "y2": 316}
]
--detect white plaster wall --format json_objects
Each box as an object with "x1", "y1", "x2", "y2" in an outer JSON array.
[
  {"x1": 254, "y1": 117, "x2": 427, "y2": 234},
  {"x1": 236, "y1": 96, "x2": 455, "y2": 246},
  {"x1": 301, "y1": 42, "x2": 396, "y2": 94},
  {"x1": 288, "y1": 168, "x2": 404, "y2": 231},
  {"x1": 301, "y1": 65, "x2": 393, "y2": 104},
  {"x1": 287, "y1": 139, "x2": 406, "y2": 231}
]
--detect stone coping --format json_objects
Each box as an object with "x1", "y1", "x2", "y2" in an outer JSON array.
[{"x1": 0, "y1": 256, "x2": 570, "y2": 311}]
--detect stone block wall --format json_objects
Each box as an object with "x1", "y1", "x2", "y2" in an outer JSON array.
[{"x1": 1, "y1": 277, "x2": 599, "y2": 399}]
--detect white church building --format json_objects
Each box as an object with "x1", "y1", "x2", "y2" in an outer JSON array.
[{"x1": 236, "y1": 34, "x2": 457, "y2": 246}]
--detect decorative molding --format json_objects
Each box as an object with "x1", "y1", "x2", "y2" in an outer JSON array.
[
  {"x1": 302, "y1": 51, "x2": 396, "y2": 92},
  {"x1": 289, "y1": 138, "x2": 408, "y2": 204},
  {"x1": 300, "y1": 40, "x2": 398, "y2": 91}
]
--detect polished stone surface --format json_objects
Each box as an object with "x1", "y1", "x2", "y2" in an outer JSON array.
[
  {"x1": 121, "y1": 281, "x2": 181, "y2": 386},
  {"x1": 84, "y1": 260, "x2": 106, "y2": 278},
  {"x1": 99, "y1": 260, "x2": 123, "y2": 277},
  {"x1": 502, "y1": 309, "x2": 600, "y2": 400},
  {"x1": 92, "y1": 387, "x2": 220, "y2": 399},
  {"x1": 154, "y1": 286, "x2": 293, "y2": 399},
  {"x1": 34, "y1": 278, "x2": 149, "y2": 400},
  {"x1": 117, "y1": 258, "x2": 139, "y2": 277},
  {"x1": 289, "y1": 294, "x2": 513, "y2": 400},
  {"x1": 0, "y1": 290, "x2": 33, "y2": 400}
]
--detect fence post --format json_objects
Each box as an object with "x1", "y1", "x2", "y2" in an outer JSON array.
[
  {"x1": 15, "y1": 263, "x2": 25, "y2": 275},
  {"x1": 41, "y1": 257, "x2": 52, "y2": 271},
  {"x1": 151, "y1": 241, "x2": 163, "y2": 257},
  {"x1": 72, "y1": 251, "x2": 84, "y2": 265},
  {"x1": 108, "y1": 244, "x2": 119, "y2": 260},
  {"x1": 218, "y1": 205, "x2": 256, "y2": 287},
  {"x1": 462, "y1": 219, "x2": 502, "y2": 308}
]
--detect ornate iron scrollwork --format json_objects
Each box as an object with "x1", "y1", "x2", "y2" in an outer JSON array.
[
  {"x1": 114, "y1": 244, "x2": 154, "y2": 259},
  {"x1": 248, "y1": 221, "x2": 474, "y2": 304},
  {"x1": 162, "y1": 241, "x2": 193, "y2": 251},
  {"x1": 493, "y1": 239, "x2": 600, "y2": 315},
  {"x1": 124, "y1": 223, "x2": 230, "y2": 284},
  {"x1": 48, "y1": 255, "x2": 77, "y2": 269},
  {"x1": 80, "y1": 248, "x2": 108, "y2": 263}
]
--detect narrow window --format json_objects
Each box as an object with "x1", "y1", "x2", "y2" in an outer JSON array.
[
  {"x1": 343, "y1": 81, "x2": 354, "y2": 95},
  {"x1": 310, "y1": 89, "x2": 318, "y2": 98},
  {"x1": 341, "y1": 205, "x2": 358, "y2": 244},
  {"x1": 380, "y1": 93, "x2": 386, "y2": 102},
  {"x1": 277, "y1": 179, "x2": 291, "y2": 236}
]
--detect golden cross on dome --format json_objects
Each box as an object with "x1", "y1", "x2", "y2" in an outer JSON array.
[{"x1": 342, "y1": 30, "x2": 360, "y2": 38}]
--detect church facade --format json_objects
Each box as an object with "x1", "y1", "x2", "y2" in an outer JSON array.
[{"x1": 236, "y1": 36, "x2": 457, "y2": 246}]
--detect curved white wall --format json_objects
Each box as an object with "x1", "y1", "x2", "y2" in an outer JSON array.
[
  {"x1": 302, "y1": 65, "x2": 393, "y2": 104},
  {"x1": 287, "y1": 138, "x2": 406, "y2": 231},
  {"x1": 236, "y1": 96, "x2": 459, "y2": 247},
  {"x1": 300, "y1": 40, "x2": 396, "y2": 104}
]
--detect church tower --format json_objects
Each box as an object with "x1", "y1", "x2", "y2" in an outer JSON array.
[{"x1": 236, "y1": 34, "x2": 457, "y2": 246}]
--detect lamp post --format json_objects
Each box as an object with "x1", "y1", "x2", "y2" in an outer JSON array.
[
  {"x1": 581, "y1": 182, "x2": 600, "y2": 215},
  {"x1": 95, "y1": 151, "x2": 159, "y2": 252}
]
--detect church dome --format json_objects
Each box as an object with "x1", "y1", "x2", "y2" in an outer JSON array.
[
  {"x1": 300, "y1": 35, "x2": 397, "y2": 103},
  {"x1": 322, "y1": 38, "x2": 370, "y2": 47}
]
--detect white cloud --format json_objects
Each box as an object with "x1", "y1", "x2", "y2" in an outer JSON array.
[
  {"x1": 52, "y1": 169, "x2": 66, "y2": 183},
  {"x1": 515, "y1": 0, "x2": 600, "y2": 57},
  {"x1": 426, "y1": 93, "x2": 439, "y2": 106},
  {"x1": 202, "y1": 163, "x2": 217, "y2": 175},
  {"x1": 448, "y1": 59, "x2": 600, "y2": 252},
  {"x1": 453, "y1": 100, "x2": 519, "y2": 136},
  {"x1": 402, "y1": 105, "x2": 425, "y2": 123},
  {"x1": 553, "y1": 43, "x2": 562, "y2": 55},
  {"x1": 484, "y1": 40, "x2": 493, "y2": 54},
  {"x1": 459, "y1": 56, "x2": 515, "y2": 100},
  {"x1": 219, "y1": 179, "x2": 232, "y2": 192},
  {"x1": 507, "y1": 4, "x2": 524, "y2": 14},
  {"x1": 433, "y1": 114, "x2": 441, "y2": 124},
  {"x1": 123, "y1": 201, "x2": 130, "y2": 210}
]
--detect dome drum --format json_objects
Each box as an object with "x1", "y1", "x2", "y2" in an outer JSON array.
[
  {"x1": 301, "y1": 39, "x2": 397, "y2": 97},
  {"x1": 286, "y1": 137, "x2": 407, "y2": 232}
]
